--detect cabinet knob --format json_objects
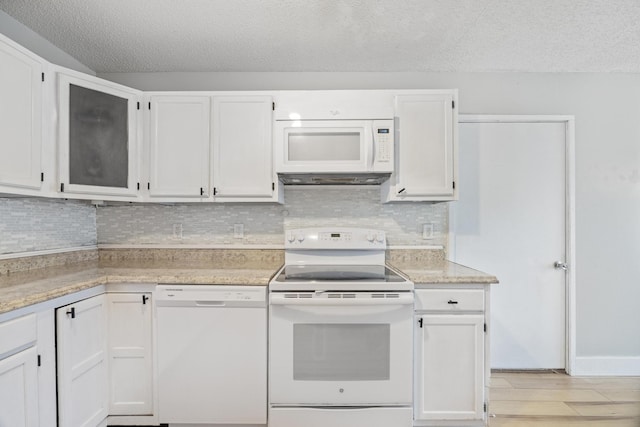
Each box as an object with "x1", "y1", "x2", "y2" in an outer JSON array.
[{"x1": 66, "y1": 307, "x2": 76, "y2": 318}]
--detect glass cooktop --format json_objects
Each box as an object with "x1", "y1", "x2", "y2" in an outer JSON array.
[{"x1": 274, "y1": 264, "x2": 407, "y2": 283}]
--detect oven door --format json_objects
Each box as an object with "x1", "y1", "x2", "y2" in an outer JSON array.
[{"x1": 269, "y1": 292, "x2": 413, "y2": 406}]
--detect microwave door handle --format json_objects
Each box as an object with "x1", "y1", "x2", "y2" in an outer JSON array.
[{"x1": 370, "y1": 122, "x2": 376, "y2": 168}]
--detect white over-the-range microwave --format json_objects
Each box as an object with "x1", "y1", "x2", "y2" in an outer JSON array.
[{"x1": 274, "y1": 119, "x2": 394, "y2": 184}]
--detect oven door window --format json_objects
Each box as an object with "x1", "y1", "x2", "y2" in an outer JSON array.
[{"x1": 293, "y1": 323, "x2": 390, "y2": 381}]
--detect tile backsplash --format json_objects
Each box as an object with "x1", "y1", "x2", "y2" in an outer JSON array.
[
  {"x1": 0, "y1": 198, "x2": 97, "y2": 255},
  {"x1": 97, "y1": 187, "x2": 448, "y2": 248}
]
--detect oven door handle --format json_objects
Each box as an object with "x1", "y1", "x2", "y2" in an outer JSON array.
[{"x1": 270, "y1": 293, "x2": 414, "y2": 306}]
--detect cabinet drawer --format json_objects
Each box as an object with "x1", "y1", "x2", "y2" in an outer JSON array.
[
  {"x1": 414, "y1": 289, "x2": 484, "y2": 312},
  {"x1": 0, "y1": 313, "x2": 37, "y2": 358}
]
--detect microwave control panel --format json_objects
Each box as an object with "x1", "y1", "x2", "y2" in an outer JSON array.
[{"x1": 373, "y1": 120, "x2": 393, "y2": 163}]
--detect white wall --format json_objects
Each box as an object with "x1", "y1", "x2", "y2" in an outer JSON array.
[
  {"x1": 0, "y1": 10, "x2": 94, "y2": 74},
  {"x1": 99, "y1": 71, "x2": 640, "y2": 367}
]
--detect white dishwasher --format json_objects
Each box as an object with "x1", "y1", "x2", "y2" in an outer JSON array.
[{"x1": 156, "y1": 284, "x2": 267, "y2": 425}]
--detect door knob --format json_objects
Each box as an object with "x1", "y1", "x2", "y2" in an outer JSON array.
[{"x1": 554, "y1": 261, "x2": 568, "y2": 271}]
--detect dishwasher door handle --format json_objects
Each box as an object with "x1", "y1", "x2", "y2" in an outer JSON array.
[{"x1": 195, "y1": 301, "x2": 226, "y2": 307}]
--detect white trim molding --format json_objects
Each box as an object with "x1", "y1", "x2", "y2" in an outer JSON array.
[
  {"x1": 455, "y1": 114, "x2": 577, "y2": 376},
  {"x1": 573, "y1": 357, "x2": 640, "y2": 376}
]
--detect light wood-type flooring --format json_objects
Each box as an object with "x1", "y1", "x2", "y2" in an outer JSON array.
[{"x1": 489, "y1": 371, "x2": 640, "y2": 426}]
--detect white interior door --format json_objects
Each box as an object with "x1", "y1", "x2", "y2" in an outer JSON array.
[{"x1": 451, "y1": 120, "x2": 567, "y2": 369}]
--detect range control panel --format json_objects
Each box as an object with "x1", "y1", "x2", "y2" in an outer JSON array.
[{"x1": 285, "y1": 228, "x2": 386, "y2": 249}]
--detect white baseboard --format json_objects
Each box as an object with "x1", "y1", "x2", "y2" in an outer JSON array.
[{"x1": 572, "y1": 356, "x2": 640, "y2": 376}]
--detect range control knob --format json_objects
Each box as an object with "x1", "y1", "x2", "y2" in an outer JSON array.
[
  {"x1": 366, "y1": 232, "x2": 376, "y2": 242},
  {"x1": 296, "y1": 233, "x2": 305, "y2": 243},
  {"x1": 375, "y1": 233, "x2": 385, "y2": 243},
  {"x1": 286, "y1": 232, "x2": 296, "y2": 243}
]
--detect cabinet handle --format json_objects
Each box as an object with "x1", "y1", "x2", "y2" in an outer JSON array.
[
  {"x1": 398, "y1": 188, "x2": 406, "y2": 194},
  {"x1": 142, "y1": 295, "x2": 149, "y2": 305},
  {"x1": 66, "y1": 307, "x2": 75, "y2": 318},
  {"x1": 200, "y1": 187, "x2": 204, "y2": 196},
  {"x1": 447, "y1": 300, "x2": 459, "y2": 305},
  {"x1": 418, "y1": 318, "x2": 423, "y2": 328}
]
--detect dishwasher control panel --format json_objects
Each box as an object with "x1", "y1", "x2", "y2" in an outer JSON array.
[{"x1": 155, "y1": 285, "x2": 266, "y2": 307}]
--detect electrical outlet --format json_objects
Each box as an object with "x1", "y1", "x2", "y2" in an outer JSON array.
[
  {"x1": 234, "y1": 223, "x2": 244, "y2": 239},
  {"x1": 422, "y1": 223, "x2": 434, "y2": 239},
  {"x1": 172, "y1": 223, "x2": 183, "y2": 239}
]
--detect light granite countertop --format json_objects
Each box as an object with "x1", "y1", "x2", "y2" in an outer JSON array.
[
  {"x1": 0, "y1": 261, "x2": 277, "y2": 315},
  {"x1": 394, "y1": 261, "x2": 499, "y2": 285},
  {"x1": 0, "y1": 252, "x2": 497, "y2": 315}
]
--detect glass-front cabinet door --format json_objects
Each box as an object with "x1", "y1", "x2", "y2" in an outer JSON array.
[{"x1": 57, "y1": 70, "x2": 141, "y2": 199}]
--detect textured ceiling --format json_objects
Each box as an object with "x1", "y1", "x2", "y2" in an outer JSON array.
[{"x1": 1, "y1": 0, "x2": 640, "y2": 73}]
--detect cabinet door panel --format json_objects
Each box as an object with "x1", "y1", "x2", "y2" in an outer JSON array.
[
  {"x1": 0, "y1": 347, "x2": 39, "y2": 427},
  {"x1": 0, "y1": 36, "x2": 42, "y2": 191},
  {"x1": 107, "y1": 293, "x2": 153, "y2": 415},
  {"x1": 415, "y1": 314, "x2": 484, "y2": 421},
  {"x1": 58, "y1": 72, "x2": 140, "y2": 199},
  {"x1": 56, "y1": 295, "x2": 108, "y2": 427},
  {"x1": 382, "y1": 92, "x2": 457, "y2": 202},
  {"x1": 148, "y1": 96, "x2": 210, "y2": 198},
  {"x1": 212, "y1": 96, "x2": 274, "y2": 199},
  {"x1": 396, "y1": 94, "x2": 454, "y2": 197}
]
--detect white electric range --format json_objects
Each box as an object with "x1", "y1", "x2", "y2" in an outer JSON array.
[{"x1": 268, "y1": 228, "x2": 414, "y2": 427}]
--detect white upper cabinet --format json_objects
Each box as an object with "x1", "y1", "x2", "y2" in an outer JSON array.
[
  {"x1": 382, "y1": 91, "x2": 458, "y2": 202},
  {"x1": 0, "y1": 34, "x2": 44, "y2": 194},
  {"x1": 57, "y1": 69, "x2": 142, "y2": 200},
  {"x1": 273, "y1": 90, "x2": 394, "y2": 120},
  {"x1": 212, "y1": 95, "x2": 279, "y2": 202},
  {"x1": 146, "y1": 95, "x2": 211, "y2": 201}
]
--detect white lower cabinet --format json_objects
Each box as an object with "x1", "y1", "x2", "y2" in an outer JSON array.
[
  {"x1": 414, "y1": 287, "x2": 488, "y2": 426},
  {"x1": 56, "y1": 295, "x2": 109, "y2": 427},
  {"x1": 107, "y1": 292, "x2": 153, "y2": 418},
  {"x1": 0, "y1": 314, "x2": 39, "y2": 427},
  {"x1": 0, "y1": 347, "x2": 39, "y2": 427}
]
